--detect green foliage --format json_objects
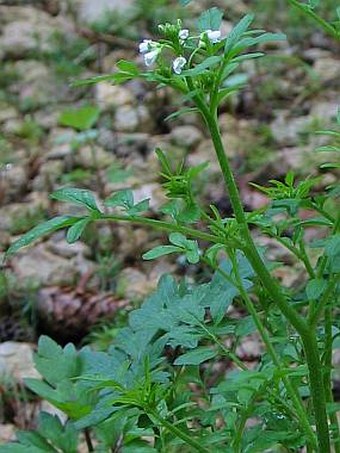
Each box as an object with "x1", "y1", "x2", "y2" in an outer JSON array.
[
  {"x1": 6, "y1": 216, "x2": 79, "y2": 257},
  {"x1": 143, "y1": 232, "x2": 200, "y2": 264},
  {"x1": 0, "y1": 412, "x2": 79, "y2": 453},
  {"x1": 315, "y1": 110, "x2": 340, "y2": 178},
  {"x1": 15, "y1": 118, "x2": 44, "y2": 143},
  {"x1": 287, "y1": 0, "x2": 340, "y2": 39},
  {"x1": 106, "y1": 161, "x2": 132, "y2": 183},
  {"x1": 60, "y1": 168, "x2": 92, "y2": 184},
  {"x1": 105, "y1": 189, "x2": 150, "y2": 215},
  {"x1": 197, "y1": 7, "x2": 224, "y2": 32},
  {"x1": 3, "y1": 5, "x2": 340, "y2": 453},
  {"x1": 44, "y1": 32, "x2": 95, "y2": 79},
  {"x1": 58, "y1": 105, "x2": 100, "y2": 131}
]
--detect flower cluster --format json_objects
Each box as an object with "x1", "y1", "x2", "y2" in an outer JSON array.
[{"x1": 139, "y1": 25, "x2": 222, "y2": 74}]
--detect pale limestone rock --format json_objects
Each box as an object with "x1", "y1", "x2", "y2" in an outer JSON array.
[
  {"x1": 75, "y1": 145, "x2": 113, "y2": 169},
  {"x1": 114, "y1": 105, "x2": 151, "y2": 133},
  {"x1": 133, "y1": 183, "x2": 166, "y2": 211},
  {"x1": 170, "y1": 125, "x2": 204, "y2": 149},
  {"x1": 77, "y1": 0, "x2": 134, "y2": 23},
  {"x1": 313, "y1": 58, "x2": 340, "y2": 84},
  {"x1": 0, "y1": 342, "x2": 40, "y2": 381},
  {"x1": 0, "y1": 424, "x2": 16, "y2": 444},
  {"x1": 95, "y1": 83, "x2": 134, "y2": 110},
  {"x1": 0, "y1": 6, "x2": 74, "y2": 58},
  {"x1": 10, "y1": 243, "x2": 93, "y2": 286},
  {"x1": 270, "y1": 112, "x2": 312, "y2": 146}
]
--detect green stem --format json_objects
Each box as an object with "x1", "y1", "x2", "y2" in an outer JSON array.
[
  {"x1": 230, "y1": 253, "x2": 317, "y2": 449},
  {"x1": 191, "y1": 93, "x2": 328, "y2": 450},
  {"x1": 147, "y1": 408, "x2": 210, "y2": 453},
  {"x1": 309, "y1": 279, "x2": 336, "y2": 326},
  {"x1": 287, "y1": 0, "x2": 339, "y2": 40},
  {"x1": 299, "y1": 240, "x2": 316, "y2": 279},
  {"x1": 198, "y1": 318, "x2": 248, "y2": 371},
  {"x1": 271, "y1": 235, "x2": 315, "y2": 279},
  {"x1": 324, "y1": 308, "x2": 340, "y2": 453},
  {"x1": 301, "y1": 331, "x2": 331, "y2": 452},
  {"x1": 102, "y1": 214, "x2": 221, "y2": 245},
  {"x1": 200, "y1": 106, "x2": 308, "y2": 336},
  {"x1": 233, "y1": 403, "x2": 255, "y2": 453}
]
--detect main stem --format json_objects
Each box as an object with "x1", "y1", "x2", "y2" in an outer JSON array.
[
  {"x1": 230, "y1": 253, "x2": 316, "y2": 449},
  {"x1": 202, "y1": 108, "x2": 308, "y2": 334},
  {"x1": 200, "y1": 105, "x2": 331, "y2": 452}
]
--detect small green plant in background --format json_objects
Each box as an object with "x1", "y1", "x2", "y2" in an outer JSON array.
[
  {"x1": 57, "y1": 104, "x2": 106, "y2": 195},
  {"x1": 2, "y1": 3, "x2": 340, "y2": 453}
]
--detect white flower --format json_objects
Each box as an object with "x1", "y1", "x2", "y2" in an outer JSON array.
[
  {"x1": 144, "y1": 49, "x2": 160, "y2": 66},
  {"x1": 206, "y1": 29, "x2": 222, "y2": 44},
  {"x1": 179, "y1": 28, "x2": 189, "y2": 40},
  {"x1": 139, "y1": 39, "x2": 154, "y2": 54},
  {"x1": 173, "y1": 56, "x2": 187, "y2": 74}
]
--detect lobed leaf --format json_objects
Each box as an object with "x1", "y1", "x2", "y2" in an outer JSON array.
[
  {"x1": 306, "y1": 279, "x2": 327, "y2": 300},
  {"x1": 105, "y1": 189, "x2": 134, "y2": 209},
  {"x1": 6, "y1": 216, "x2": 79, "y2": 256},
  {"x1": 197, "y1": 7, "x2": 224, "y2": 32}
]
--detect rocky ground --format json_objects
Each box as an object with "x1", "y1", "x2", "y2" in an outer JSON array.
[{"x1": 0, "y1": 0, "x2": 339, "y2": 441}]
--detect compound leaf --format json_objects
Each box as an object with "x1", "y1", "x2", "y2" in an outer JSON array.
[{"x1": 197, "y1": 7, "x2": 224, "y2": 31}]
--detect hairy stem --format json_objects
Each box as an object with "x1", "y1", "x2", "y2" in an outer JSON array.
[
  {"x1": 193, "y1": 96, "x2": 330, "y2": 451},
  {"x1": 309, "y1": 279, "x2": 336, "y2": 326},
  {"x1": 230, "y1": 253, "x2": 317, "y2": 449},
  {"x1": 301, "y1": 331, "x2": 331, "y2": 452},
  {"x1": 324, "y1": 308, "x2": 340, "y2": 453},
  {"x1": 200, "y1": 106, "x2": 308, "y2": 335},
  {"x1": 287, "y1": 0, "x2": 339, "y2": 40}
]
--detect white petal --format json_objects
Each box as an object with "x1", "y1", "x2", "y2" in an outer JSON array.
[
  {"x1": 139, "y1": 39, "x2": 154, "y2": 54},
  {"x1": 173, "y1": 56, "x2": 187, "y2": 74},
  {"x1": 179, "y1": 29, "x2": 189, "y2": 40},
  {"x1": 206, "y1": 29, "x2": 221, "y2": 44},
  {"x1": 144, "y1": 49, "x2": 159, "y2": 66}
]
